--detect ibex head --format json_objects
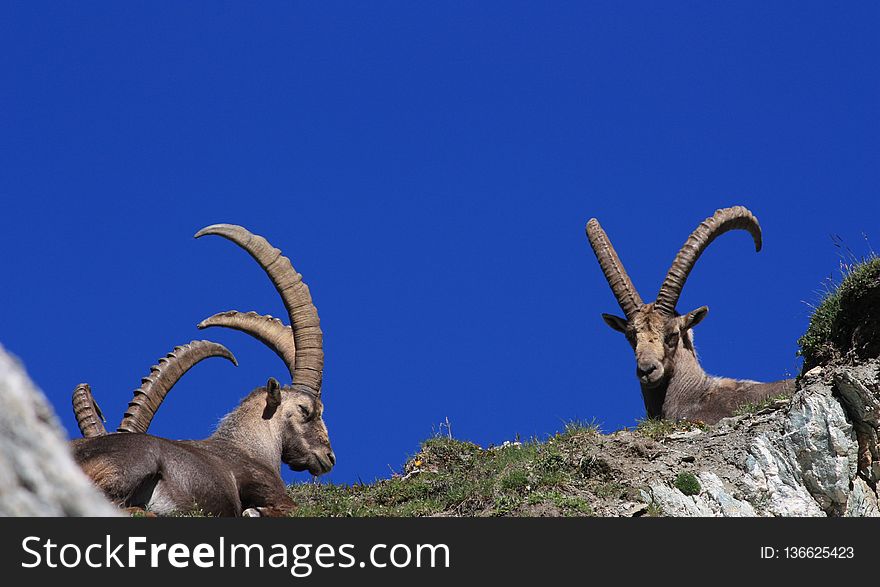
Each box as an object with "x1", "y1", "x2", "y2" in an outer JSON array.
[
  {"x1": 196, "y1": 224, "x2": 335, "y2": 476},
  {"x1": 600, "y1": 303, "x2": 709, "y2": 389},
  {"x1": 261, "y1": 377, "x2": 334, "y2": 475},
  {"x1": 586, "y1": 206, "x2": 762, "y2": 398}
]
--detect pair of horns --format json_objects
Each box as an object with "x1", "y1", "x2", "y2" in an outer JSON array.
[
  {"x1": 107, "y1": 225, "x2": 322, "y2": 436},
  {"x1": 586, "y1": 206, "x2": 762, "y2": 318},
  {"x1": 195, "y1": 224, "x2": 324, "y2": 394}
]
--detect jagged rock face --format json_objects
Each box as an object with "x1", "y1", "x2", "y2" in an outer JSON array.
[
  {"x1": 738, "y1": 371, "x2": 853, "y2": 516},
  {"x1": 834, "y1": 363, "x2": 880, "y2": 483},
  {"x1": 637, "y1": 362, "x2": 880, "y2": 517},
  {"x1": 0, "y1": 344, "x2": 118, "y2": 516}
]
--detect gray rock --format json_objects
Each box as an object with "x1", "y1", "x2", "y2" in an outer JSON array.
[
  {"x1": 834, "y1": 361, "x2": 880, "y2": 483},
  {"x1": 583, "y1": 358, "x2": 880, "y2": 517},
  {"x1": 668, "y1": 429, "x2": 703, "y2": 441},
  {"x1": 780, "y1": 376, "x2": 856, "y2": 515},
  {"x1": 637, "y1": 361, "x2": 879, "y2": 517},
  {"x1": 697, "y1": 472, "x2": 757, "y2": 517},
  {"x1": 0, "y1": 344, "x2": 118, "y2": 516},
  {"x1": 646, "y1": 474, "x2": 759, "y2": 517},
  {"x1": 844, "y1": 477, "x2": 879, "y2": 517},
  {"x1": 645, "y1": 483, "x2": 715, "y2": 517},
  {"x1": 740, "y1": 434, "x2": 825, "y2": 516},
  {"x1": 648, "y1": 361, "x2": 880, "y2": 517}
]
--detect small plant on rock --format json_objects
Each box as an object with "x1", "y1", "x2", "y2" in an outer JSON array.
[{"x1": 673, "y1": 472, "x2": 701, "y2": 496}]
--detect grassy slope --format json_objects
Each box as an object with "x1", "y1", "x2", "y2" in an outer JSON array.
[
  {"x1": 286, "y1": 420, "x2": 704, "y2": 517},
  {"x1": 288, "y1": 423, "x2": 599, "y2": 517}
]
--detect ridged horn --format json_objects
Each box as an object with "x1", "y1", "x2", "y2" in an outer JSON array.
[
  {"x1": 586, "y1": 218, "x2": 644, "y2": 319},
  {"x1": 117, "y1": 340, "x2": 238, "y2": 433},
  {"x1": 654, "y1": 206, "x2": 762, "y2": 316},
  {"x1": 195, "y1": 224, "x2": 324, "y2": 394},
  {"x1": 72, "y1": 383, "x2": 107, "y2": 438},
  {"x1": 198, "y1": 311, "x2": 296, "y2": 380}
]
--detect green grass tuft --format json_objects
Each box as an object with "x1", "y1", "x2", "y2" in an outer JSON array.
[
  {"x1": 634, "y1": 417, "x2": 706, "y2": 440},
  {"x1": 798, "y1": 255, "x2": 880, "y2": 368},
  {"x1": 559, "y1": 418, "x2": 602, "y2": 438},
  {"x1": 733, "y1": 394, "x2": 792, "y2": 417},
  {"x1": 673, "y1": 472, "x2": 701, "y2": 496},
  {"x1": 499, "y1": 468, "x2": 529, "y2": 493}
]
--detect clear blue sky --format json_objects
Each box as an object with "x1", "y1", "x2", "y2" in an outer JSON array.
[{"x1": 1, "y1": 3, "x2": 877, "y2": 486}]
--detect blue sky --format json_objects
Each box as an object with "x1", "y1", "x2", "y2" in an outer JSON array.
[{"x1": 1, "y1": 3, "x2": 877, "y2": 486}]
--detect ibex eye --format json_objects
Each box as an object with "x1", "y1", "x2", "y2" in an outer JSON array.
[
  {"x1": 665, "y1": 332, "x2": 678, "y2": 345},
  {"x1": 299, "y1": 405, "x2": 310, "y2": 418}
]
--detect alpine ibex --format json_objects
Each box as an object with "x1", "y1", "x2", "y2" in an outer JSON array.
[
  {"x1": 586, "y1": 206, "x2": 795, "y2": 424},
  {"x1": 70, "y1": 224, "x2": 335, "y2": 516}
]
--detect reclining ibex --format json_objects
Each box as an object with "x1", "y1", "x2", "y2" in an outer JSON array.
[
  {"x1": 586, "y1": 206, "x2": 795, "y2": 424},
  {"x1": 71, "y1": 224, "x2": 335, "y2": 516}
]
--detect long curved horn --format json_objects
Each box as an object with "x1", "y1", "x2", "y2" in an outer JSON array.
[
  {"x1": 195, "y1": 224, "x2": 324, "y2": 394},
  {"x1": 586, "y1": 218, "x2": 644, "y2": 318},
  {"x1": 72, "y1": 383, "x2": 107, "y2": 438},
  {"x1": 198, "y1": 311, "x2": 295, "y2": 380},
  {"x1": 654, "y1": 206, "x2": 762, "y2": 316},
  {"x1": 118, "y1": 340, "x2": 238, "y2": 433}
]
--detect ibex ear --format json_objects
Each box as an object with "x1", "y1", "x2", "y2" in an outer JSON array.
[
  {"x1": 602, "y1": 313, "x2": 629, "y2": 333},
  {"x1": 262, "y1": 377, "x2": 282, "y2": 420},
  {"x1": 681, "y1": 306, "x2": 709, "y2": 331}
]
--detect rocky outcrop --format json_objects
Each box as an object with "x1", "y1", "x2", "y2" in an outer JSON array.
[
  {"x1": 634, "y1": 361, "x2": 880, "y2": 517},
  {"x1": 0, "y1": 344, "x2": 118, "y2": 516}
]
